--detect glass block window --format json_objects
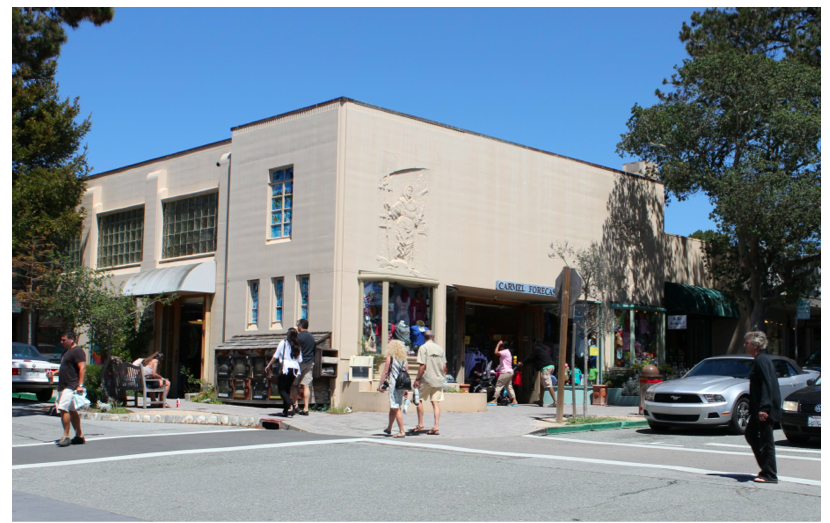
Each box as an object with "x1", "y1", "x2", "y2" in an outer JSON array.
[
  {"x1": 67, "y1": 235, "x2": 83, "y2": 267},
  {"x1": 249, "y1": 280, "x2": 259, "y2": 326},
  {"x1": 269, "y1": 166, "x2": 293, "y2": 239},
  {"x1": 162, "y1": 192, "x2": 218, "y2": 259},
  {"x1": 273, "y1": 277, "x2": 284, "y2": 324},
  {"x1": 299, "y1": 275, "x2": 309, "y2": 320},
  {"x1": 97, "y1": 208, "x2": 144, "y2": 268}
]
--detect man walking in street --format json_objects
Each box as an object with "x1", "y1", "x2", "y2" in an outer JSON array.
[
  {"x1": 744, "y1": 331, "x2": 781, "y2": 484},
  {"x1": 293, "y1": 319, "x2": 316, "y2": 415},
  {"x1": 52, "y1": 331, "x2": 86, "y2": 447},
  {"x1": 517, "y1": 339, "x2": 557, "y2": 407},
  {"x1": 412, "y1": 330, "x2": 446, "y2": 435}
]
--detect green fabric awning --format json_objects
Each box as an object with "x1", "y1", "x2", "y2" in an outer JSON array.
[{"x1": 664, "y1": 282, "x2": 740, "y2": 318}]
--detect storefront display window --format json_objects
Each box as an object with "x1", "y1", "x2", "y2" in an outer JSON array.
[
  {"x1": 361, "y1": 279, "x2": 433, "y2": 357},
  {"x1": 612, "y1": 306, "x2": 665, "y2": 368}
]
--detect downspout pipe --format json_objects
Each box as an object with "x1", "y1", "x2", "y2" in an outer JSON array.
[{"x1": 217, "y1": 152, "x2": 232, "y2": 343}]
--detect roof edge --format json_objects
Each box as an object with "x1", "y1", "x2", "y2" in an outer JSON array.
[{"x1": 88, "y1": 138, "x2": 232, "y2": 180}]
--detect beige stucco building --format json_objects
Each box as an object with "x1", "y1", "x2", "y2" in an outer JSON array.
[{"x1": 64, "y1": 98, "x2": 817, "y2": 408}]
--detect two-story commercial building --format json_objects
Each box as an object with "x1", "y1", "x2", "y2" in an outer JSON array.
[{"x1": 51, "y1": 97, "x2": 818, "y2": 407}]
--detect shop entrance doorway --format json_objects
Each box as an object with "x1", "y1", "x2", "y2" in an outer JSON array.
[
  {"x1": 455, "y1": 298, "x2": 544, "y2": 403},
  {"x1": 158, "y1": 296, "x2": 206, "y2": 398}
]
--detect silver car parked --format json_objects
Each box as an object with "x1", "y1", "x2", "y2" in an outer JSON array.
[{"x1": 643, "y1": 355, "x2": 818, "y2": 434}]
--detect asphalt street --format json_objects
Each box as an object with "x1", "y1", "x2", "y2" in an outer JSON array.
[{"x1": 12, "y1": 400, "x2": 821, "y2": 522}]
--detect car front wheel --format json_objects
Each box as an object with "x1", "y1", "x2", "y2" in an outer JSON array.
[
  {"x1": 729, "y1": 397, "x2": 750, "y2": 435},
  {"x1": 36, "y1": 388, "x2": 54, "y2": 402}
]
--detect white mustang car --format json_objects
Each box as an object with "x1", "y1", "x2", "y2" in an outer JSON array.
[{"x1": 643, "y1": 355, "x2": 818, "y2": 434}]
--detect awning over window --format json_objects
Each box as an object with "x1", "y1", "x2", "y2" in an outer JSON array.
[
  {"x1": 664, "y1": 282, "x2": 740, "y2": 318},
  {"x1": 122, "y1": 261, "x2": 215, "y2": 296}
]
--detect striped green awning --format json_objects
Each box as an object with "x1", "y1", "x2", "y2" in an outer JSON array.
[{"x1": 664, "y1": 282, "x2": 740, "y2": 318}]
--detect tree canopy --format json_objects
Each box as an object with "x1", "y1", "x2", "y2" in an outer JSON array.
[
  {"x1": 618, "y1": 7, "x2": 820, "y2": 333},
  {"x1": 12, "y1": 7, "x2": 114, "y2": 254}
]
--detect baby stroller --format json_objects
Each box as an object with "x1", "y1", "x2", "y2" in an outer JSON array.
[{"x1": 470, "y1": 360, "x2": 496, "y2": 400}]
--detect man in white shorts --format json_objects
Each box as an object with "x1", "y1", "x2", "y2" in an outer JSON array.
[
  {"x1": 51, "y1": 331, "x2": 86, "y2": 447},
  {"x1": 412, "y1": 330, "x2": 447, "y2": 435}
]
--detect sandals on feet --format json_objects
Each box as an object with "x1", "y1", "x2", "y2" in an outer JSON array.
[
  {"x1": 754, "y1": 477, "x2": 778, "y2": 484},
  {"x1": 382, "y1": 428, "x2": 392, "y2": 435},
  {"x1": 427, "y1": 429, "x2": 440, "y2": 435},
  {"x1": 393, "y1": 433, "x2": 406, "y2": 438},
  {"x1": 410, "y1": 425, "x2": 424, "y2": 434}
]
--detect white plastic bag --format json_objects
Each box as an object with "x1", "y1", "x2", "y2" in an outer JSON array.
[{"x1": 72, "y1": 390, "x2": 91, "y2": 410}]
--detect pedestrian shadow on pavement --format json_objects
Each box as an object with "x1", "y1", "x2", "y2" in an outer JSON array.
[{"x1": 706, "y1": 473, "x2": 756, "y2": 483}]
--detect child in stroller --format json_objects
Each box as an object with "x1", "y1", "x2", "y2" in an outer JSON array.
[{"x1": 469, "y1": 359, "x2": 499, "y2": 401}]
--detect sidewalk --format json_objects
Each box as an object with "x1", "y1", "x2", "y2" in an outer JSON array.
[{"x1": 80, "y1": 399, "x2": 646, "y2": 439}]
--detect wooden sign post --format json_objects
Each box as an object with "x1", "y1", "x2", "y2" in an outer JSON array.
[{"x1": 556, "y1": 268, "x2": 571, "y2": 423}]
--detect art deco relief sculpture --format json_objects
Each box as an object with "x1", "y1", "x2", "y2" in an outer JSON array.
[{"x1": 377, "y1": 168, "x2": 429, "y2": 277}]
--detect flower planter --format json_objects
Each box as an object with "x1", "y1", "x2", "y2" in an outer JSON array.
[{"x1": 606, "y1": 388, "x2": 640, "y2": 406}]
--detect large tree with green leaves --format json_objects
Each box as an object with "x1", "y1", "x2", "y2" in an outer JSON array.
[
  {"x1": 13, "y1": 8, "x2": 113, "y2": 342},
  {"x1": 617, "y1": 8, "x2": 820, "y2": 335},
  {"x1": 13, "y1": 7, "x2": 113, "y2": 254}
]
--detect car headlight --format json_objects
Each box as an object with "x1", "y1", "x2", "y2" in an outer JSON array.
[
  {"x1": 644, "y1": 391, "x2": 655, "y2": 401},
  {"x1": 783, "y1": 400, "x2": 799, "y2": 412},
  {"x1": 704, "y1": 394, "x2": 725, "y2": 403}
]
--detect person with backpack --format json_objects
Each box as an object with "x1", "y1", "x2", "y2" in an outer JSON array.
[
  {"x1": 267, "y1": 328, "x2": 303, "y2": 417},
  {"x1": 378, "y1": 339, "x2": 410, "y2": 438}
]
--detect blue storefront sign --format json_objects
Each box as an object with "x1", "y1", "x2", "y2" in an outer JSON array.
[{"x1": 495, "y1": 280, "x2": 556, "y2": 298}]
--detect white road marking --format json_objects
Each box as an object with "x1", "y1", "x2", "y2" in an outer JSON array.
[
  {"x1": 525, "y1": 435, "x2": 821, "y2": 462},
  {"x1": 11, "y1": 428, "x2": 260, "y2": 447},
  {"x1": 705, "y1": 443, "x2": 822, "y2": 454},
  {"x1": 647, "y1": 441, "x2": 684, "y2": 447},
  {"x1": 11, "y1": 437, "x2": 821, "y2": 487}
]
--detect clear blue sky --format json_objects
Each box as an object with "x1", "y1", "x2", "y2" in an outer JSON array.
[{"x1": 55, "y1": 7, "x2": 715, "y2": 237}]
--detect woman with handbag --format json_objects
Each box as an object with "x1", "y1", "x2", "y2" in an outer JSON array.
[
  {"x1": 378, "y1": 339, "x2": 410, "y2": 438},
  {"x1": 489, "y1": 340, "x2": 518, "y2": 406},
  {"x1": 267, "y1": 328, "x2": 303, "y2": 417}
]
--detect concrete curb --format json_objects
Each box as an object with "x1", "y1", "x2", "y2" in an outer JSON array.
[
  {"x1": 79, "y1": 411, "x2": 263, "y2": 428},
  {"x1": 536, "y1": 420, "x2": 649, "y2": 435}
]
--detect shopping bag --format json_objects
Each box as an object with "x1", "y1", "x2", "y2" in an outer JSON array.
[
  {"x1": 513, "y1": 370, "x2": 523, "y2": 386},
  {"x1": 72, "y1": 390, "x2": 91, "y2": 410}
]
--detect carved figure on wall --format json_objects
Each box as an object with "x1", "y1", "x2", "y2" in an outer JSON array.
[{"x1": 377, "y1": 168, "x2": 429, "y2": 277}]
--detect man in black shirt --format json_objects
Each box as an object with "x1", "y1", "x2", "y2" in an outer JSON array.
[
  {"x1": 744, "y1": 331, "x2": 782, "y2": 484},
  {"x1": 51, "y1": 331, "x2": 86, "y2": 447},
  {"x1": 517, "y1": 340, "x2": 557, "y2": 408},
  {"x1": 293, "y1": 318, "x2": 317, "y2": 415}
]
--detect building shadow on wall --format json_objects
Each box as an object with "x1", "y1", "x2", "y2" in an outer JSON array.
[{"x1": 600, "y1": 174, "x2": 665, "y2": 306}]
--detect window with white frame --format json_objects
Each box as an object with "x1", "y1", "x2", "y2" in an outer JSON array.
[
  {"x1": 162, "y1": 192, "x2": 218, "y2": 259},
  {"x1": 268, "y1": 166, "x2": 293, "y2": 239},
  {"x1": 272, "y1": 277, "x2": 284, "y2": 325},
  {"x1": 248, "y1": 280, "x2": 260, "y2": 327},
  {"x1": 97, "y1": 207, "x2": 144, "y2": 268},
  {"x1": 298, "y1": 275, "x2": 309, "y2": 320}
]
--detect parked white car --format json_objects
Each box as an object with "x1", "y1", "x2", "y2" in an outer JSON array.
[
  {"x1": 643, "y1": 355, "x2": 818, "y2": 434},
  {"x1": 12, "y1": 342, "x2": 61, "y2": 402}
]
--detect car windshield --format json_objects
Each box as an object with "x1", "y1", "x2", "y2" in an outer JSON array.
[
  {"x1": 12, "y1": 344, "x2": 47, "y2": 361},
  {"x1": 685, "y1": 358, "x2": 753, "y2": 379}
]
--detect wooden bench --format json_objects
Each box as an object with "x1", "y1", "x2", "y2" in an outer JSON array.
[{"x1": 112, "y1": 362, "x2": 167, "y2": 409}]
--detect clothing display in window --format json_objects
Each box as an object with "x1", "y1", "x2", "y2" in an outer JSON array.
[
  {"x1": 395, "y1": 290, "x2": 411, "y2": 324},
  {"x1": 410, "y1": 292, "x2": 427, "y2": 323}
]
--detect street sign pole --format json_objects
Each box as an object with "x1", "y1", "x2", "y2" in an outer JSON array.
[{"x1": 556, "y1": 268, "x2": 571, "y2": 423}]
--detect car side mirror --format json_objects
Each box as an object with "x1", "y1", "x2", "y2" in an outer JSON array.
[{"x1": 807, "y1": 379, "x2": 816, "y2": 386}]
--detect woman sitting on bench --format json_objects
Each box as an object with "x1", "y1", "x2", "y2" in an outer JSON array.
[{"x1": 133, "y1": 352, "x2": 171, "y2": 407}]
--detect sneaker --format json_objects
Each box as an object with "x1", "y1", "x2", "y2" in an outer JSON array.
[
  {"x1": 57, "y1": 437, "x2": 71, "y2": 447},
  {"x1": 71, "y1": 436, "x2": 85, "y2": 445}
]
